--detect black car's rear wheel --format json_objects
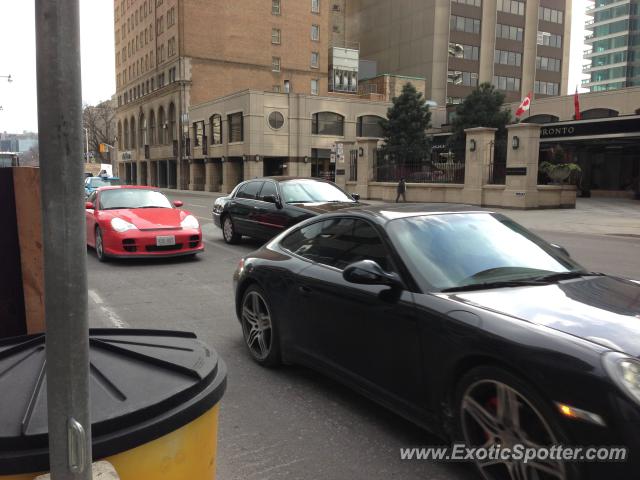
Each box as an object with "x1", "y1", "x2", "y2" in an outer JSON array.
[
  {"x1": 456, "y1": 367, "x2": 569, "y2": 480},
  {"x1": 240, "y1": 285, "x2": 280, "y2": 367},
  {"x1": 95, "y1": 227, "x2": 108, "y2": 262},
  {"x1": 222, "y1": 215, "x2": 241, "y2": 244}
]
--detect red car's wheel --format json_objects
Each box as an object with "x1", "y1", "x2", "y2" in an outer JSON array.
[{"x1": 95, "y1": 226, "x2": 108, "y2": 262}]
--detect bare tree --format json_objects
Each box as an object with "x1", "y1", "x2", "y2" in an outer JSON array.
[{"x1": 83, "y1": 100, "x2": 116, "y2": 164}]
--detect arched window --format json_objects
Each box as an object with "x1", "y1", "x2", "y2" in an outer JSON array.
[
  {"x1": 168, "y1": 103, "x2": 176, "y2": 143},
  {"x1": 209, "y1": 114, "x2": 222, "y2": 145},
  {"x1": 123, "y1": 118, "x2": 129, "y2": 150},
  {"x1": 158, "y1": 107, "x2": 166, "y2": 144},
  {"x1": 357, "y1": 115, "x2": 385, "y2": 138},
  {"x1": 139, "y1": 112, "x2": 147, "y2": 146},
  {"x1": 312, "y1": 112, "x2": 345, "y2": 136},
  {"x1": 149, "y1": 109, "x2": 156, "y2": 145},
  {"x1": 579, "y1": 108, "x2": 619, "y2": 120},
  {"x1": 117, "y1": 121, "x2": 123, "y2": 150},
  {"x1": 130, "y1": 116, "x2": 136, "y2": 149},
  {"x1": 525, "y1": 114, "x2": 559, "y2": 124}
]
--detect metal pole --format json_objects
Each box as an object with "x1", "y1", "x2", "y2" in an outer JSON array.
[{"x1": 35, "y1": 1, "x2": 92, "y2": 479}]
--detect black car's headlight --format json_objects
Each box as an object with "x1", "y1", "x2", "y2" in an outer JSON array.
[{"x1": 603, "y1": 352, "x2": 640, "y2": 405}]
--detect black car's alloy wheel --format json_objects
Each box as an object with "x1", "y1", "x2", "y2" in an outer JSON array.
[
  {"x1": 240, "y1": 285, "x2": 280, "y2": 366},
  {"x1": 457, "y1": 367, "x2": 568, "y2": 480},
  {"x1": 222, "y1": 216, "x2": 241, "y2": 244},
  {"x1": 95, "y1": 227, "x2": 107, "y2": 262}
]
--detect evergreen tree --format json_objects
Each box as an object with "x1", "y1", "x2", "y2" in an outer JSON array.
[
  {"x1": 380, "y1": 83, "x2": 432, "y2": 162},
  {"x1": 450, "y1": 83, "x2": 512, "y2": 144}
]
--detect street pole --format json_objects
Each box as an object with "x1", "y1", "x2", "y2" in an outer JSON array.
[{"x1": 35, "y1": 1, "x2": 92, "y2": 479}]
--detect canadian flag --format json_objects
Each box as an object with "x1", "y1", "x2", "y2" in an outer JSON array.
[{"x1": 515, "y1": 92, "x2": 532, "y2": 118}]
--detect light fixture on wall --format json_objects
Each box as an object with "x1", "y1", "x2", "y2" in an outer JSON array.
[
  {"x1": 303, "y1": 156, "x2": 309, "y2": 163},
  {"x1": 358, "y1": 147, "x2": 364, "y2": 157},
  {"x1": 242, "y1": 155, "x2": 247, "y2": 162},
  {"x1": 255, "y1": 155, "x2": 261, "y2": 162},
  {"x1": 221, "y1": 156, "x2": 225, "y2": 163},
  {"x1": 512, "y1": 136, "x2": 520, "y2": 150},
  {"x1": 469, "y1": 139, "x2": 477, "y2": 152}
]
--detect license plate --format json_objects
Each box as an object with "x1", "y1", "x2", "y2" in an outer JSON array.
[{"x1": 156, "y1": 235, "x2": 176, "y2": 247}]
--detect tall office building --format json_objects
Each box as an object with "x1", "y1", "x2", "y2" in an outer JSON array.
[
  {"x1": 113, "y1": 0, "x2": 333, "y2": 188},
  {"x1": 347, "y1": 0, "x2": 571, "y2": 118},
  {"x1": 583, "y1": 0, "x2": 640, "y2": 92}
]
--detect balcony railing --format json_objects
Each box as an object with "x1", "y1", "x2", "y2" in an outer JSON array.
[{"x1": 584, "y1": 48, "x2": 593, "y2": 56}]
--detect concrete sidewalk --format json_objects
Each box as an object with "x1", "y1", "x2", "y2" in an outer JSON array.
[{"x1": 162, "y1": 188, "x2": 640, "y2": 237}]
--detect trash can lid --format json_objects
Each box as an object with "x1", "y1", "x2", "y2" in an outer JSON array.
[{"x1": 0, "y1": 329, "x2": 227, "y2": 475}]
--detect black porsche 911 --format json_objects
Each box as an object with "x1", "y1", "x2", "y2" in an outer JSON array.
[
  {"x1": 233, "y1": 204, "x2": 640, "y2": 480},
  {"x1": 212, "y1": 177, "x2": 361, "y2": 244}
]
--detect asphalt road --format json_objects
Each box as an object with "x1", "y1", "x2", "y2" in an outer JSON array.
[{"x1": 87, "y1": 194, "x2": 640, "y2": 480}]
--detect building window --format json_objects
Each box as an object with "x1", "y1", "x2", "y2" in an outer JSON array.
[
  {"x1": 311, "y1": 24, "x2": 320, "y2": 41},
  {"x1": 538, "y1": 6, "x2": 563, "y2": 24},
  {"x1": 535, "y1": 80, "x2": 559, "y2": 96},
  {"x1": 228, "y1": 113, "x2": 244, "y2": 143},
  {"x1": 446, "y1": 96, "x2": 463, "y2": 105},
  {"x1": 272, "y1": 56, "x2": 281, "y2": 72},
  {"x1": 537, "y1": 31, "x2": 562, "y2": 48},
  {"x1": 496, "y1": 24, "x2": 523, "y2": 41},
  {"x1": 497, "y1": 0, "x2": 525, "y2": 16},
  {"x1": 167, "y1": 7, "x2": 176, "y2": 27},
  {"x1": 452, "y1": 0, "x2": 481, "y2": 6},
  {"x1": 312, "y1": 0, "x2": 320, "y2": 13},
  {"x1": 273, "y1": 85, "x2": 281, "y2": 93},
  {"x1": 449, "y1": 43, "x2": 479, "y2": 60},
  {"x1": 268, "y1": 111, "x2": 285, "y2": 130},
  {"x1": 357, "y1": 116, "x2": 385, "y2": 138},
  {"x1": 536, "y1": 56, "x2": 561, "y2": 72},
  {"x1": 312, "y1": 112, "x2": 344, "y2": 136},
  {"x1": 210, "y1": 114, "x2": 223, "y2": 145},
  {"x1": 494, "y1": 49, "x2": 522, "y2": 66},
  {"x1": 284, "y1": 80, "x2": 291, "y2": 93},
  {"x1": 168, "y1": 37, "x2": 176, "y2": 57},
  {"x1": 272, "y1": 0, "x2": 281, "y2": 15},
  {"x1": 311, "y1": 51, "x2": 319, "y2": 68},
  {"x1": 272, "y1": 28, "x2": 281, "y2": 44},
  {"x1": 493, "y1": 75, "x2": 521, "y2": 91},
  {"x1": 311, "y1": 79, "x2": 319, "y2": 95},
  {"x1": 193, "y1": 121, "x2": 204, "y2": 147},
  {"x1": 450, "y1": 15, "x2": 481, "y2": 34},
  {"x1": 447, "y1": 70, "x2": 479, "y2": 87}
]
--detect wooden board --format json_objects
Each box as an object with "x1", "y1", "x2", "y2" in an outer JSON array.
[{"x1": 12, "y1": 167, "x2": 45, "y2": 334}]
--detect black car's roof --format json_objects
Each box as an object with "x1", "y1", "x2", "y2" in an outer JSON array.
[
  {"x1": 249, "y1": 176, "x2": 332, "y2": 183},
  {"x1": 328, "y1": 203, "x2": 493, "y2": 223}
]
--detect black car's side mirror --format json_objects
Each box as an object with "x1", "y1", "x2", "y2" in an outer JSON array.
[
  {"x1": 343, "y1": 260, "x2": 402, "y2": 288},
  {"x1": 550, "y1": 243, "x2": 570, "y2": 257},
  {"x1": 263, "y1": 194, "x2": 283, "y2": 209},
  {"x1": 351, "y1": 193, "x2": 360, "y2": 202}
]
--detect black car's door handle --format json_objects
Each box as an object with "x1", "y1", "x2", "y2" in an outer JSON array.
[{"x1": 298, "y1": 285, "x2": 313, "y2": 295}]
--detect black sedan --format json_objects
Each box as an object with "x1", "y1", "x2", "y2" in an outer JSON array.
[
  {"x1": 212, "y1": 177, "x2": 360, "y2": 244},
  {"x1": 233, "y1": 204, "x2": 640, "y2": 479}
]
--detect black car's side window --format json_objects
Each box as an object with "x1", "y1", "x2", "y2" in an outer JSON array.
[
  {"x1": 236, "y1": 181, "x2": 264, "y2": 200},
  {"x1": 281, "y1": 218, "x2": 392, "y2": 271},
  {"x1": 258, "y1": 181, "x2": 278, "y2": 200}
]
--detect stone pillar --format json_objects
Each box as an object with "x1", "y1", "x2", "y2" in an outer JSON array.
[
  {"x1": 188, "y1": 160, "x2": 206, "y2": 191},
  {"x1": 204, "y1": 159, "x2": 216, "y2": 192},
  {"x1": 243, "y1": 156, "x2": 264, "y2": 180},
  {"x1": 463, "y1": 127, "x2": 497, "y2": 205},
  {"x1": 503, "y1": 123, "x2": 542, "y2": 208},
  {"x1": 355, "y1": 139, "x2": 378, "y2": 199},
  {"x1": 221, "y1": 159, "x2": 238, "y2": 194},
  {"x1": 149, "y1": 161, "x2": 157, "y2": 187},
  {"x1": 136, "y1": 161, "x2": 145, "y2": 185}
]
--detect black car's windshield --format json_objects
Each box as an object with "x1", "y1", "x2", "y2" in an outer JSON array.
[
  {"x1": 89, "y1": 178, "x2": 121, "y2": 188},
  {"x1": 281, "y1": 180, "x2": 354, "y2": 204},
  {"x1": 99, "y1": 189, "x2": 173, "y2": 210},
  {"x1": 386, "y1": 213, "x2": 585, "y2": 292}
]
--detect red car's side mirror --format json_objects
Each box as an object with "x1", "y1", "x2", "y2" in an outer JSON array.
[
  {"x1": 85, "y1": 201, "x2": 94, "y2": 210},
  {"x1": 173, "y1": 200, "x2": 184, "y2": 207}
]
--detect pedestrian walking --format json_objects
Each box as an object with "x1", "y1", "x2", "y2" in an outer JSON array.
[{"x1": 396, "y1": 178, "x2": 407, "y2": 203}]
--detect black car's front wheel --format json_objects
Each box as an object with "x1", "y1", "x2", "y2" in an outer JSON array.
[
  {"x1": 222, "y1": 215, "x2": 241, "y2": 244},
  {"x1": 240, "y1": 285, "x2": 281, "y2": 367},
  {"x1": 456, "y1": 366, "x2": 571, "y2": 480}
]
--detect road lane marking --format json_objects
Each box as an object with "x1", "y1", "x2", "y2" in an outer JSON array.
[
  {"x1": 188, "y1": 203, "x2": 209, "y2": 208},
  {"x1": 88, "y1": 289, "x2": 128, "y2": 328},
  {"x1": 195, "y1": 215, "x2": 213, "y2": 223}
]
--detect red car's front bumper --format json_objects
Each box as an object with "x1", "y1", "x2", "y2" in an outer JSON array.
[{"x1": 101, "y1": 227, "x2": 204, "y2": 258}]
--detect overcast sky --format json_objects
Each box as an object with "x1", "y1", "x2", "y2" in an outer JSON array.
[{"x1": 0, "y1": 0, "x2": 587, "y2": 134}]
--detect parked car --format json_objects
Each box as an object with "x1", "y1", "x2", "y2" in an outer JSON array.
[
  {"x1": 212, "y1": 176, "x2": 361, "y2": 244},
  {"x1": 85, "y1": 175, "x2": 121, "y2": 197},
  {"x1": 233, "y1": 204, "x2": 640, "y2": 479},
  {"x1": 85, "y1": 186, "x2": 203, "y2": 261}
]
